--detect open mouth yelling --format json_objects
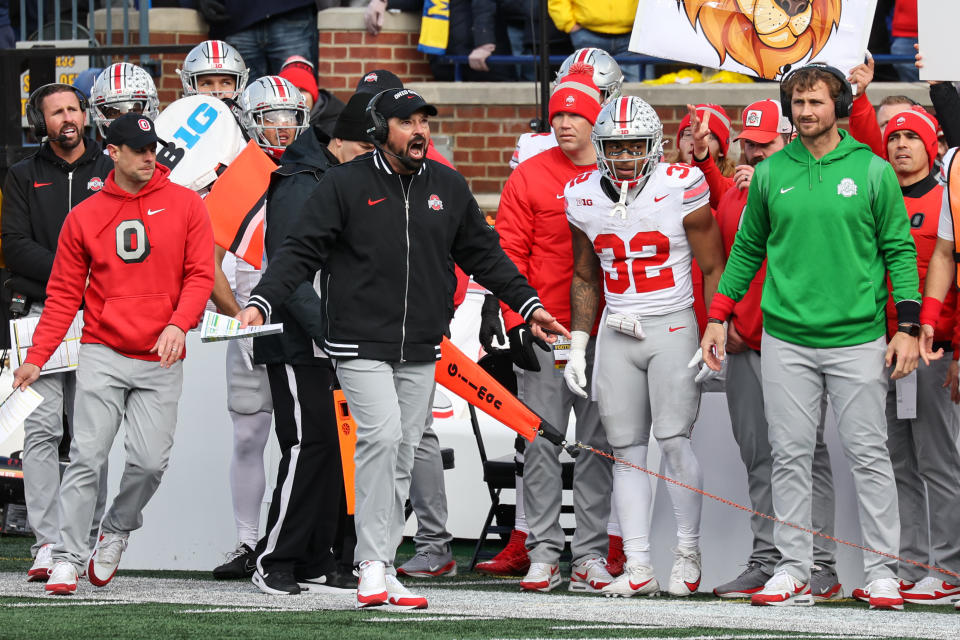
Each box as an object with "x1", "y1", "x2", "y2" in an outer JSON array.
[{"x1": 407, "y1": 137, "x2": 426, "y2": 160}]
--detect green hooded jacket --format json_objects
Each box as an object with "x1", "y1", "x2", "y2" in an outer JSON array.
[{"x1": 717, "y1": 129, "x2": 920, "y2": 348}]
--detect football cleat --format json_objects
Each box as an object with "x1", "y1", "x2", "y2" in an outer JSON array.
[
  {"x1": 606, "y1": 534, "x2": 625, "y2": 577},
  {"x1": 667, "y1": 546, "x2": 701, "y2": 596},
  {"x1": 475, "y1": 529, "x2": 530, "y2": 576},
  {"x1": 601, "y1": 560, "x2": 659, "y2": 598}
]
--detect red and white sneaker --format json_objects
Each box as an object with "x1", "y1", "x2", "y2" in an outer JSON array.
[
  {"x1": 860, "y1": 577, "x2": 904, "y2": 610},
  {"x1": 668, "y1": 546, "x2": 702, "y2": 596},
  {"x1": 898, "y1": 579, "x2": 916, "y2": 593},
  {"x1": 27, "y1": 543, "x2": 54, "y2": 582},
  {"x1": 899, "y1": 576, "x2": 960, "y2": 605},
  {"x1": 88, "y1": 533, "x2": 128, "y2": 587},
  {"x1": 606, "y1": 535, "x2": 625, "y2": 577},
  {"x1": 601, "y1": 560, "x2": 659, "y2": 598},
  {"x1": 45, "y1": 561, "x2": 78, "y2": 596},
  {"x1": 384, "y1": 574, "x2": 428, "y2": 610},
  {"x1": 569, "y1": 557, "x2": 613, "y2": 593},
  {"x1": 356, "y1": 560, "x2": 388, "y2": 609},
  {"x1": 750, "y1": 571, "x2": 814, "y2": 606},
  {"x1": 520, "y1": 562, "x2": 561, "y2": 592},
  {"x1": 475, "y1": 529, "x2": 530, "y2": 576}
]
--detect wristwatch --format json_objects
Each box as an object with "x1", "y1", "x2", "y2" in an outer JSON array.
[{"x1": 897, "y1": 323, "x2": 920, "y2": 337}]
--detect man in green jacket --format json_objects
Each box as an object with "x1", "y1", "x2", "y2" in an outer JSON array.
[{"x1": 700, "y1": 63, "x2": 920, "y2": 610}]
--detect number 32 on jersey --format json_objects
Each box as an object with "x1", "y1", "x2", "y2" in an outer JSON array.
[{"x1": 594, "y1": 231, "x2": 673, "y2": 294}]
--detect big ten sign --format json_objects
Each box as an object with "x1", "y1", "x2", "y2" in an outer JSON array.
[{"x1": 18, "y1": 40, "x2": 90, "y2": 128}]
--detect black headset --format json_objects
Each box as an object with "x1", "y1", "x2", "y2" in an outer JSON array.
[
  {"x1": 26, "y1": 83, "x2": 89, "y2": 139},
  {"x1": 779, "y1": 62, "x2": 853, "y2": 123},
  {"x1": 364, "y1": 89, "x2": 393, "y2": 145}
]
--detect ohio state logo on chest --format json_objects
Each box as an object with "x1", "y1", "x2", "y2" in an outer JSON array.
[
  {"x1": 87, "y1": 176, "x2": 104, "y2": 192},
  {"x1": 427, "y1": 194, "x2": 443, "y2": 211}
]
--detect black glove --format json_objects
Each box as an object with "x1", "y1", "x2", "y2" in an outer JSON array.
[
  {"x1": 478, "y1": 294, "x2": 505, "y2": 352},
  {"x1": 507, "y1": 324, "x2": 550, "y2": 372},
  {"x1": 197, "y1": 0, "x2": 229, "y2": 24}
]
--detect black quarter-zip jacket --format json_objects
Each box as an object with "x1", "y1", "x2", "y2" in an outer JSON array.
[
  {"x1": 249, "y1": 149, "x2": 543, "y2": 362},
  {"x1": 1, "y1": 137, "x2": 114, "y2": 299}
]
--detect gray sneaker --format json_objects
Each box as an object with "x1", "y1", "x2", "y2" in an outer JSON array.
[
  {"x1": 396, "y1": 550, "x2": 457, "y2": 578},
  {"x1": 810, "y1": 564, "x2": 842, "y2": 601},
  {"x1": 713, "y1": 561, "x2": 772, "y2": 599}
]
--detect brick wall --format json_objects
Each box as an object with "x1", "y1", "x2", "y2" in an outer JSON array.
[{"x1": 93, "y1": 8, "x2": 932, "y2": 212}]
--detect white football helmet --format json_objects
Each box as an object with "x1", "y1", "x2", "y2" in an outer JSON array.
[
  {"x1": 592, "y1": 96, "x2": 663, "y2": 189},
  {"x1": 178, "y1": 39, "x2": 249, "y2": 98},
  {"x1": 240, "y1": 76, "x2": 309, "y2": 159},
  {"x1": 90, "y1": 63, "x2": 160, "y2": 137},
  {"x1": 557, "y1": 48, "x2": 624, "y2": 104}
]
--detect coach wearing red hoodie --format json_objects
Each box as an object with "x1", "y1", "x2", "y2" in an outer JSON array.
[{"x1": 12, "y1": 113, "x2": 215, "y2": 596}]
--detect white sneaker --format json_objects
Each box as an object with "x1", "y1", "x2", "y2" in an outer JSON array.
[
  {"x1": 899, "y1": 576, "x2": 960, "y2": 605},
  {"x1": 668, "y1": 546, "x2": 702, "y2": 596},
  {"x1": 519, "y1": 562, "x2": 561, "y2": 592},
  {"x1": 569, "y1": 556, "x2": 613, "y2": 593},
  {"x1": 864, "y1": 577, "x2": 904, "y2": 610},
  {"x1": 44, "y1": 561, "x2": 78, "y2": 595},
  {"x1": 355, "y1": 560, "x2": 388, "y2": 609},
  {"x1": 27, "y1": 544, "x2": 54, "y2": 582},
  {"x1": 601, "y1": 560, "x2": 659, "y2": 598},
  {"x1": 750, "y1": 571, "x2": 813, "y2": 606},
  {"x1": 384, "y1": 574, "x2": 428, "y2": 609},
  {"x1": 88, "y1": 532, "x2": 128, "y2": 587}
]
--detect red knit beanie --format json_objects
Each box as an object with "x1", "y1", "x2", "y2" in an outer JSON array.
[
  {"x1": 677, "y1": 104, "x2": 731, "y2": 155},
  {"x1": 548, "y1": 63, "x2": 602, "y2": 125},
  {"x1": 884, "y1": 106, "x2": 939, "y2": 171},
  {"x1": 279, "y1": 55, "x2": 319, "y2": 104}
]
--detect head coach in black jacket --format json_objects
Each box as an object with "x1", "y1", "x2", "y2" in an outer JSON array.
[{"x1": 239, "y1": 88, "x2": 566, "y2": 609}]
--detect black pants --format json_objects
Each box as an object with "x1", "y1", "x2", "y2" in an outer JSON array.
[{"x1": 255, "y1": 362, "x2": 349, "y2": 577}]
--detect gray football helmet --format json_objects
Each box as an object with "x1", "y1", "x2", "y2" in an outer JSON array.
[
  {"x1": 557, "y1": 48, "x2": 624, "y2": 104},
  {"x1": 90, "y1": 62, "x2": 160, "y2": 137},
  {"x1": 239, "y1": 76, "x2": 309, "y2": 159},
  {"x1": 592, "y1": 96, "x2": 663, "y2": 189},
  {"x1": 178, "y1": 39, "x2": 249, "y2": 99}
]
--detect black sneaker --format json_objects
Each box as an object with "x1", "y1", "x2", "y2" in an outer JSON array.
[
  {"x1": 253, "y1": 569, "x2": 301, "y2": 595},
  {"x1": 297, "y1": 567, "x2": 357, "y2": 593},
  {"x1": 212, "y1": 544, "x2": 257, "y2": 580}
]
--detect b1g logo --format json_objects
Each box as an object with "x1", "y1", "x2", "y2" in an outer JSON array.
[
  {"x1": 156, "y1": 102, "x2": 219, "y2": 171},
  {"x1": 116, "y1": 219, "x2": 150, "y2": 263}
]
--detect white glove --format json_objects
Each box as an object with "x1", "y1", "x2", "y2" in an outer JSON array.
[
  {"x1": 688, "y1": 321, "x2": 726, "y2": 383},
  {"x1": 606, "y1": 313, "x2": 645, "y2": 340},
  {"x1": 238, "y1": 336, "x2": 255, "y2": 371},
  {"x1": 563, "y1": 331, "x2": 590, "y2": 399}
]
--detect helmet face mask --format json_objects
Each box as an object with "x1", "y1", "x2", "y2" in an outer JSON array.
[
  {"x1": 90, "y1": 63, "x2": 159, "y2": 138},
  {"x1": 592, "y1": 97, "x2": 663, "y2": 190},
  {"x1": 557, "y1": 48, "x2": 624, "y2": 105},
  {"x1": 240, "y1": 76, "x2": 309, "y2": 159},
  {"x1": 179, "y1": 40, "x2": 249, "y2": 99}
]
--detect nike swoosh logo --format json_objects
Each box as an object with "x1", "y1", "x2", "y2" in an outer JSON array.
[
  {"x1": 780, "y1": 187, "x2": 795, "y2": 194},
  {"x1": 629, "y1": 578, "x2": 652, "y2": 590},
  {"x1": 556, "y1": 194, "x2": 565, "y2": 199},
  {"x1": 368, "y1": 197, "x2": 386, "y2": 206},
  {"x1": 668, "y1": 326, "x2": 685, "y2": 332},
  {"x1": 685, "y1": 579, "x2": 701, "y2": 592},
  {"x1": 574, "y1": 571, "x2": 588, "y2": 580},
  {"x1": 147, "y1": 208, "x2": 165, "y2": 216},
  {"x1": 33, "y1": 182, "x2": 52, "y2": 187},
  {"x1": 654, "y1": 195, "x2": 668, "y2": 202}
]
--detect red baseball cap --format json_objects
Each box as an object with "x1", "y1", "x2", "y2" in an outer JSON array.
[{"x1": 733, "y1": 99, "x2": 793, "y2": 144}]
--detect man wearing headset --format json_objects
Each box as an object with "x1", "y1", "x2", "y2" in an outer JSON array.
[
  {"x1": 1, "y1": 83, "x2": 113, "y2": 582},
  {"x1": 699, "y1": 63, "x2": 921, "y2": 610},
  {"x1": 237, "y1": 87, "x2": 565, "y2": 610}
]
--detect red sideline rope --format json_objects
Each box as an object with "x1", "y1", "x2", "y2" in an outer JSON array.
[{"x1": 571, "y1": 441, "x2": 960, "y2": 582}]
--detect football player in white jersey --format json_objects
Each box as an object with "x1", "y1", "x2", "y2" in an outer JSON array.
[
  {"x1": 508, "y1": 48, "x2": 624, "y2": 170},
  {"x1": 564, "y1": 96, "x2": 725, "y2": 598}
]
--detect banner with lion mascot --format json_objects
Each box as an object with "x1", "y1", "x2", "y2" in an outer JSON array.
[{"x1": 630, "y1": 0, "x2": 877, "y2": 80}]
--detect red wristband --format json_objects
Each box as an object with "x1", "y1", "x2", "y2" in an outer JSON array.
[
  {"x1": 707, "y1": 293, "x2": 736, "y2": 323},
  {"x1": 919, "y1": 296, "x2": 942, "y2": 328}
]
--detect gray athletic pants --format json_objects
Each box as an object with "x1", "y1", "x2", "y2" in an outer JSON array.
[
  {"x1": 52, "y1": 344, "x2": 183, "y2": 570},
  {"x1": 884, "y1": 356, "x2": 960, "y2": 581},
  {"x1": 408, "y1": 417, "x2": 453, "y2": 555},
  {"x1": 334, "y1": 358, "x2": 435, "y2": 565},
  {"x1": 725, "y1": 349, "x2": 837, "y2": 574},
  {"x1": 518, "y1": 337, "x2": 611, "y2": 566},
  {"x1": 21, "y1": 303, "x2": 106, "y2": 556},
  {"x1": 761, "y1": 332, "x2": 898, "y2": 584}
]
